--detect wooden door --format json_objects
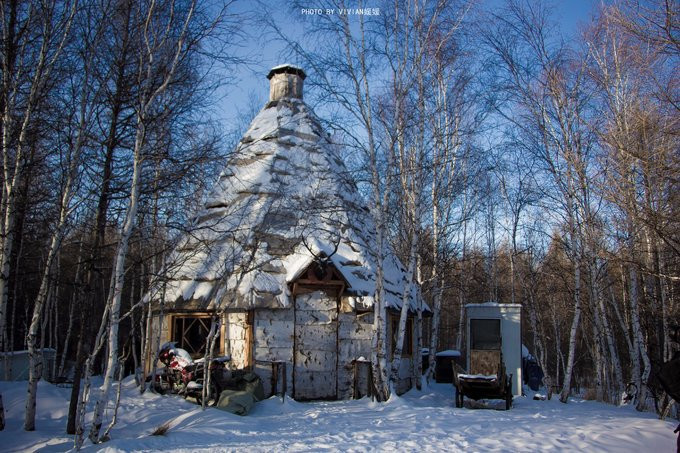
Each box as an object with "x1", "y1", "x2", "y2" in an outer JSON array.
[{"x1": 293, "y1": 290, "x2": 338, "y2": 400}]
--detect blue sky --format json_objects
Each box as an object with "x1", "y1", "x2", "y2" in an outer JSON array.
[{"x1": 213, "y1": 0, "x2": 603, "y2": 133}]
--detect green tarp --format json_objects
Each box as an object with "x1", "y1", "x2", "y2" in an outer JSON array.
[
  {"x1": 215, "y1": 372, "x2": 265, "y2": 416},
  {"x1": 216, "y1": 390, "x2": 258, "y2": 416}
]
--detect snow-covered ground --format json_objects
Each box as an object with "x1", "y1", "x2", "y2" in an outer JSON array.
[{"x1": 0, "y1": 378, "x2": 677, "y2": 452}]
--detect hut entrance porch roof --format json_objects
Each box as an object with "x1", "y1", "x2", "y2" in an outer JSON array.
[{"x1": 289, "y1": 259, "x2": 348, "y2": 297}]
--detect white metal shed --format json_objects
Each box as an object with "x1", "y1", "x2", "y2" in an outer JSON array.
[{"x1": 465, "y1": 303, "x2": 522, "y2": 396}]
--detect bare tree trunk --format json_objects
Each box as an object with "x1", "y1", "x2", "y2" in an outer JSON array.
[
  {"x1": 390, "y1": 228, "x2": 418, "y2": 390},
  {"x1": 129, "y1": 272, "x2": 140, "y2": 384},
  {"x1": 25, "y1": 209, "x2": 73, "y2": 430},
  {"x1": 560, "y1": 242, "x2": 581, "y2": 403},
  {"x1": 427, "y1": 280, "x2": 443, "y2": 381},
  {"x1": 611, "y1": 269, "x2": 635, "y2": 380},
  {"x1": 552, "y1": 311, "x2": 563, "y2": 388},
  {"x1": 59, "y1": 284, "x2": 78, "y2": 378},
  {"x1": 87, "y1": 2, "x2": 196, "y2": 442},
  {"x1": 74, "y1": 298, "x2": 110, "y2": 447},
  {"x1": 100, "y1": 347, "x2": 128, "y2": 442},
  {"x1": 590, "y1": 312, "x2": 604, "y2": 401},
  {"x1": 88, "y1": 124, "x2": 143, "y2": 444},
  {"x1": 24, "y1": 50, "x2": 90, "y2": 428},
  {"x1": 139, "y1": 263, "x2": 154, "y2": 393},
  {"x1": 412, "y1": 257, "x2": 423, "y2": 390},
  {"x1": 629, "y1": 263, "x2": 651, "y2": 411},
  {"x1": 202, "y1": 317, "x2": 220, "y2": 409},
  {"x1": 456, "y1": 215, "x2": 468, "y2": 352},
  {"x1": 592, "y1": 263, "x2": 623, "y2": 403},
  {"x1": 371, "y1": 228, "x2": 390, "y2": 402}
]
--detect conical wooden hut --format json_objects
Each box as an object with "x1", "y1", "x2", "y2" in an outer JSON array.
[{"x1": 149, "y1": 65, "x2": 424, "y2": 400}]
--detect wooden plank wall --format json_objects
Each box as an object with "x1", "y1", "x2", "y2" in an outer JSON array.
[
  {"x1": 294, "y1": 291, "x2": 338, "y2": 400},
  {"x1": 386, "y1": 316, "x2": 416, "y2": 395},
  {"x1": 253, "y1": 308, "x2": 294, "y2": 396},
  {"x1": 337, "y1": 311, "x2": 373, "y2": 399},
  {"x1": 161, "y1": 303, "x2": 416, "y2": 399},
  {"x1": 223, "y1": 302, "x2": 375, "y2": 399}
]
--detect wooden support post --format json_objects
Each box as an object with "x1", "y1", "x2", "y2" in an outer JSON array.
[
  {"x1": 352, "y1": 360, "x2": 359, "y2": 399},
  {"x1": 271, "y1": 361, "x2": 278, "y2": 399},
  {"x1": 281, "y1": 361, "x2": 286, "y2": 402},
  {"x1": 271, "y1": 361, "x2": 286, "y2": 402}
]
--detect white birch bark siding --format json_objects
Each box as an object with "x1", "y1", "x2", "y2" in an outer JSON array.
[
  {"x1": 337, "y1": 310, "x2": 372, "y2": 399},
  {"x1": 224, "y1": 312, "x2": 251, "y2": 368},
  {"x1": 253, "y1": 309, "x2": 294, "y2": 397},
  {"x1": 293, "y1": 291, "x2": 337, "y2": 400},
  {"x1": 156, "y1": 300, "x2": 379, "y2": 401}
]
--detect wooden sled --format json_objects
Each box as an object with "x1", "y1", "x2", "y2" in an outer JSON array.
[{"x1": 453, "y1": 349, "x2": 513, "y2": 410}]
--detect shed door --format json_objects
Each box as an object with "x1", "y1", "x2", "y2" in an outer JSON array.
[
  {"x1": 294, "y1": 291, "x2": 338, "y2": 400},
  {"x1": 469, "y1": 318, "x2": 502, "y2": 375}
]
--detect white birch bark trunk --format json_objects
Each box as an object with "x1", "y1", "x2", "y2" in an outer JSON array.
[
  {"x1": 611, "y1": 269, "x2": 635, "y2": 379},
  {"x1": 592, "y1": 263, "x2": 623, "y2": 403},
  {"x1": 370, "y1": 213, "x2": 390, "y2": 401},
  {"x1": 590, "y1": 311, "x2": 604, "y2": 401},
  {"x1": 24, "y1": 62, "x2": 88, "y2": 429},
  {"x1": 552, "y1": 312, "x2": 563, "y2": 387},
  {"x1": 24, "y1": 183, "x2": 75, "y2": 430},
  {"x1": 149, "y1": 280, "x2": 168, "y2": 396},
  {"x1": 412, "y1": 257, "x2": 423, "y2": 390},
  {"x1": 390, "y1": 227, "x2": 418, "y2": 390},
  {"x1": 427, "y1": 280, "x2": 443, "y2": 380},
  {"x1": 0, "y1": 0, "x2": 75, "y2": 354},
  {"x1": 87, "y1": 124, "x2": 143, "y2": 444},
  {"x1": 629, "y1": 264, "x2": 651, "y2": 411},
  {"x1": 456, "y1": 215, "x2": 468, "y2": 352},
  {"x1": 86, "y1": 3, "x2": 196, "y2": 441},
  {"x1": 559, "y1": 241, "x2": 581, "y2": 403},
  {"x1": 202, "y1": 318, "x2": 220, "y2": 409},
  {"x1": 659, "y1": 270, "x2": 671, "y2": 362},
  {"x1": 100, "y1": 359, "x2": 126, "y2": 442},
  {"x1": 129, "y1": 274, "x2": 140, "y2": 385},
  {"x1": 139, "y1": 277, "x2": 154, "y2": 393}
]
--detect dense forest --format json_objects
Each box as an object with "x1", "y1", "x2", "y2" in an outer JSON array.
[{"x1": 0, "y1": 0, "x2": 677, "y2": 442}]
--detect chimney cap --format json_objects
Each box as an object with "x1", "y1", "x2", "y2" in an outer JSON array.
[{"x1": 267, "y1": 64, "x2": 306, "y2": 80}]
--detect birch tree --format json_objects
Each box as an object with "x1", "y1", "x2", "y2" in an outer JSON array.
[
  {"x1": 67, "y1": 0, "x2": 138, "y2": 434},
  {"x1": 377, "y1": 0, "x2": 473, "y2": 391},
  {"x1": 0, "y1": 0, "x2": 76, "y2": 355},
  {"x1": 24, "y1": 0, "x2": 105, "y2": 430},
  {"x1": 80, "y1": 0, "x2": 199, "y2": 445},
  {"x1": 483, "y1": 0, "x2": 597, "y2": 403},
  {"x1": 587, "y1": 5, "x2": 678, "y2": 408}
]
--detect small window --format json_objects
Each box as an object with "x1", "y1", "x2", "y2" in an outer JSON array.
[
  {"x1": 470, "y1": 319, "x2": 501, "y2": 350},
  {"x1": 172, "y1": 316, "x2": 211, "y2": 358},
  {"x1": 391, "y1": 316, "x2": 413, "y2": 357}
]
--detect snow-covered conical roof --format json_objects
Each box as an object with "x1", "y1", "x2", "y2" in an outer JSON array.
[{"x1": 158, "y1": 67, "x2": 418, "y2": 312}]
